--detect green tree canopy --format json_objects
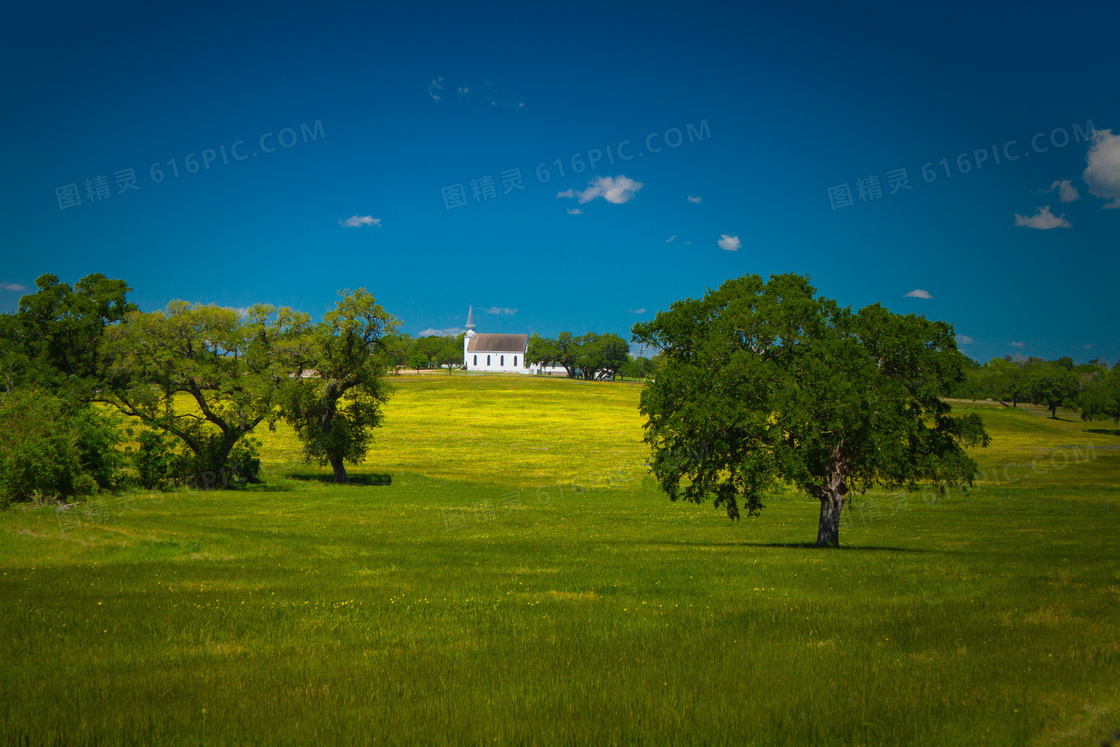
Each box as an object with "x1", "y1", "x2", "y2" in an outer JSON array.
[
  {"x1": 632, "y1": 273, "x2": 989, "y2": 547},
  {"x1": 1080, "y1": 366, "x2": 1120, "y2": 423},
  {"x1": 103, "y1": 302, "x2": 304, "y2": 480},
  {"x1": 1, "y1": 273, "x2": 136, "y2": 398}
]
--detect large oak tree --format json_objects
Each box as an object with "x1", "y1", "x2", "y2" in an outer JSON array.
[
  {"x1": 632, "y1": 273, "x2": 989, "y2": 547},
  {"x1": 103, "y1": 302, "x2": 305, "y2": 478}
]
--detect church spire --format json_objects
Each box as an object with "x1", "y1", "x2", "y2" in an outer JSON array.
[{"x1": 465, "y1": 304, "x2": 476, "y2": 337}]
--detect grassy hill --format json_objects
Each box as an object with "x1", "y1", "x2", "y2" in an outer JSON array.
[{"x1": 2, "y1": 375, "x2": 1118, "y2": 744}]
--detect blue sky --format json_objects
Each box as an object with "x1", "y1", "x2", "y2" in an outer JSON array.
[{"x1": 2, "y1": 0, "x2": 1117, "y2": 364}]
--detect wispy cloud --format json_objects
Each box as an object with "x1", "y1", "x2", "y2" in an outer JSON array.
[
  {"x1": 428, "y1": 77, "x2": 444, "y2": 101},
  {"x1": 482, "y1": 306, "x2": 517, "y2": 315},
  {"x1": 905, "y1": 289, "x2": 933, "y2": 299},
  {"x1": 955, "y1": 335, "x2": 974, "y2": 345},
  {"x1": 419, "y1": 327, "x2": 462, "y2": 337},
  {"x1": 1047, "y1": 179, "x2": 1080, "y2": 202},
  {"x1": 717, "y1": 234, "x2": 741, "y2": 251},
  {"x1": 687, "y1": 195, "x2": 702, "y2": 203},
  {"x1": 566, "y1": 208, "x2": 582, "y2": 215},
  {"x1": 557, "y1": 175, "x2": 644, "y2": 205},
  {"x1": 0, "y1": 283, "x2": 27, "y2": 292},
  {"x1": 1083, "y1": 128, "x2": 1120, "y2": 208},
  {"x1": 1014, "y1": 206, "x2": 1071, "y2": 229},
  {"x1": 1010, "y1": 341, "x2": 1025, "y2": 348},
  {"x1": 429, "y1": 77, "x2": 523, "y2": 110},
  {"x1": 339, "y1": 215, "x2": 380, "y2": 228},
  {"x1": 629, "y1": 308, "x2": 647, "y2": 314},
  {"x1": 665, "y1": 234, "x2": 677, "y2": 243}
]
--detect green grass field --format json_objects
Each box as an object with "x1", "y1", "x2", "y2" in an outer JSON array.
[{"x1": 2, "y1": 375, "x2": 1119, "y2": 745}]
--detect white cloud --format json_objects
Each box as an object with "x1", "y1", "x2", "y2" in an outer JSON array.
[
  {"x1": 717, "y1": 234, "x2": 741, "y2": 251},
  {"x1": 683, "y1": 240, "x2": 691, "y2": 245},
  {"x1": 1014, "y1": 206, "x2": 1071, "y2": 229},
  {"x1": 905, "y1": 289, "x2": 933, "y2": 299},
  {"x1": 428, "y1": 77, "x2": 444, "y2": 101},
  {"x1": 1048, "y1": 179, "x2": 1080, "y2": 203},
  {"x1": 1, "y1": 283, "x2": 27, "y2": 292},
  {"x1": 1083, "y1": 343, "x2": 1094, "y2": 350},
  {"x1": 629, "y1": 308, "x2": 647, "y2": 314},
  {"x1": 339, "y1": 215, "x2": 380, "y2": 228},
  {"x1": 566, "y1": 208, "x2": 582, "y2": 215},
  {"x1": 1083, "y1": 128, "x2": 1120, "y2": 208},
  {"x1": 687, "y1": 195, "x2": 702, "y2": 203},
  {"x1": 1010, "y1": 341, "x2": 1025, "y2": 348},
  {"x1": 556, "y1": 175, "x2": 644, "y2": 205},
  {"x1": 955, "y1": 335, "x2": 974, "y2": 345},
  {"x1": 482, "y1": 306, "x2": 517, "y2": 315},
  {"x1": 665, "y1": 234, "x2": 677, "y2": 243},
  {"x1": 419, "y1": 327, "x2": 463, "y2": 337}
]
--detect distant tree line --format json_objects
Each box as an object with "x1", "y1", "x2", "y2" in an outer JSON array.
[
  {"x1": 384, "y1": 333, "x2": 466, "y2": 374},
  {"x1": 527, "y1": 332, "x2": 641, "y2": 380},
  {"x1": 953, "y1": 354, "x2": 1120, "y2": 420},
  {"x1": 0, "y1": 274, "x2": 399, "y2": 505}
]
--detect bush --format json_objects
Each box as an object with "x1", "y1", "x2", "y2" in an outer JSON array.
[
  {"x1": 133, "y1": 430, "x2": 175, "y2": 489},
  {"x1": 71, "y1": 405, "x2": 125, "y2": 489},
  {"x1": 162, "y1": 433, "x2": 262, "y2": 489},
  {"x1": 0, "y1": 390, "x2": 119, "y2": 505}
]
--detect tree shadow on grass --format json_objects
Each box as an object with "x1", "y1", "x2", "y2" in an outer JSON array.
[
  {"x1": 640, "y1": 539, "x2": 938, "y2": 553},
  {"x1": 1086, "y1": 428, "x2": 1120, "y2": 438},
  {"x1": 285, "y1": 473, "x2": 393, "y2": 486}
]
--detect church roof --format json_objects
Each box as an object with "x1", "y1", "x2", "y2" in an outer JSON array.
[{"x1": 467, "y1": 333, "x2": 528, "y2": 353}]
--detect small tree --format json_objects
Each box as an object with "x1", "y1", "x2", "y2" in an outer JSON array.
[
  {"x1": 278, "y1": 289, "x2": 397, "y2": 483},
  {"x1": 435, "y1": 334, "x2": 465, "y2": 371},
  {"x1": 1027, "y1": 363, "x2": 1080, "y2": 419},
  {"x1": 632, "y1": 273, "x2": 989, "y2": 547}
]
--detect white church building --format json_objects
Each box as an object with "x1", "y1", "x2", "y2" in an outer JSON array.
[{"x1": 461, "y1": 306, "x2": 563, "y2": 375}]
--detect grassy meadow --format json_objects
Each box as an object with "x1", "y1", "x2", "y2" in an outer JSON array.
[{"x1": 1, "y1": 374, "x2": 1119, "y2": 745}]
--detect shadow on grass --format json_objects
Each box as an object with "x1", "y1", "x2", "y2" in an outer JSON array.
[
  {"x1": 1086, "y1": 428, "x2": 1120, "y2": 438},
  {"x1": 642, "y1": 540, "x2": 937, "y2": 553},
  {"x1": 285, "y1": 473, "x2": 393, "y2": 486}
]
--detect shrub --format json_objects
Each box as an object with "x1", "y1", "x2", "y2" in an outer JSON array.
[
  {"x1": 0, "y1": 390, "x2": 117, "y2": 505},
  {"x1": 133, "y1": 430, "x2": 175, "y2": 489}
]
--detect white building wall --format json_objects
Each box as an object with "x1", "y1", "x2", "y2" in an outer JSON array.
[{"x1": 464, "y1": 349, "x2": 530, "y2": 374}]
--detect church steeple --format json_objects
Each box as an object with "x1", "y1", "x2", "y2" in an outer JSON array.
[{"x1": 465, "y1": 304, "x2": 476, "y2": 338}]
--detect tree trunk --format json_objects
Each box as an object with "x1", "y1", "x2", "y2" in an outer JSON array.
[
  {"x1": 815, "y1": 452, "x2": 849, "y2": 547},
  {"x1": 816, "y1": 493, "x2": 845, "y2": 547},
  {"x1": 329, "y1": 453, "x2": 348, "y2": 484}
]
